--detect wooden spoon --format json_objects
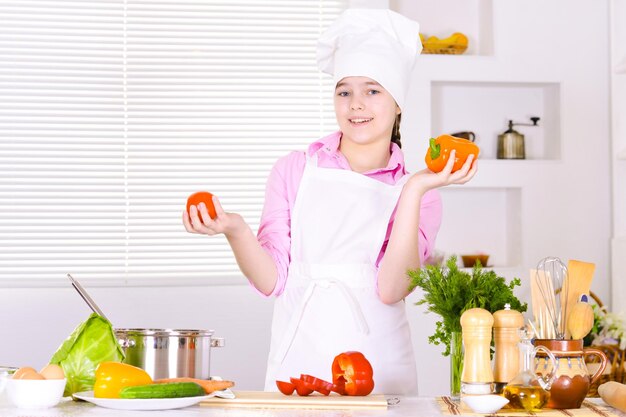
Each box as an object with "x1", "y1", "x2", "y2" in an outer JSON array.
[
  {"x1": 567, "y1": 300, "x2": 595, "y2": 340},
  {"x1": 562, "y1": 260, "x2": 595, "y2": 338}
]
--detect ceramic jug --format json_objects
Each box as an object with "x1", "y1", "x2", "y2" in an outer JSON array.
[{"x1": 533, "y1": 339, "x2": 608, "y2": 409}]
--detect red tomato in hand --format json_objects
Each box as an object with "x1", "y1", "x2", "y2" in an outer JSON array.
[{"x1": 186, "y1": 191, "x2": 217, "y2": 222}]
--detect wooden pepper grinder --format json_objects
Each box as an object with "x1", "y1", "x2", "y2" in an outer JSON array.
[
  {"x1": 493, "y1": 304, "x2": 525, "y2": 394},
  {"x1": 461, "y1": 308, "x2": 494, "y2": 394}
]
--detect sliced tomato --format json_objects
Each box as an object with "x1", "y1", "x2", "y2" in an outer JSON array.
[
  {"x1": 276, "y1": 380, "x2": 295, "y2": 395},
  {"x1": 300, "y1": 374, "x2": 333, "y2": 396},
  {"x1": 289, "y1": 377, "x2": 313, "y2": 396}
]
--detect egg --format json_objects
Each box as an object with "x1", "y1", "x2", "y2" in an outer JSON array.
[
  {"x1": 12, "y1": 367, "x2": 44, "y2": 380},
  {"x1": 39, "y1": 364, "x2": 65, "y2": 380}
]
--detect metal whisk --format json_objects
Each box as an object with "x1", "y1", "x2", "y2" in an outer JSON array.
[{"x1": 532, "y1": 257, "x2": 569, "y2": 339}]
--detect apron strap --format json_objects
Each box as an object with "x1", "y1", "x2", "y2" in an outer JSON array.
[{"x1": 274, "y1": 278, "x2": 370, "y2": 365}]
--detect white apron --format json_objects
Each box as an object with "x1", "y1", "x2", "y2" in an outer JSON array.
[{"x1": 264, "y1": 154, "x2": 418, "y2": 395}]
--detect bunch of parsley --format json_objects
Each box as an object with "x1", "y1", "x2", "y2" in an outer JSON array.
[{"x1": 408, "y1": 255, "x2": 527, "y2": 356}]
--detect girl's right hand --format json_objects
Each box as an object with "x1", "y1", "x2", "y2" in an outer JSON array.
[{"x1": 182, "y1": 195, "x2": 247, "y2": 238}]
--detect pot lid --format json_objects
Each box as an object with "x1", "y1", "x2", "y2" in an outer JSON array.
[{"x1": 114, "y1": 328, "x2": 214, "y2": 337}]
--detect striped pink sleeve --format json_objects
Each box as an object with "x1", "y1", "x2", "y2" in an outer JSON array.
[{"x1": 254, "y1": 151, "x2": 306, "y2": 297}]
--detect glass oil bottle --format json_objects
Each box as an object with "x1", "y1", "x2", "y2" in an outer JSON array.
[{"x1": 502, "y1": 326, "x2": 557, "y2": 412}]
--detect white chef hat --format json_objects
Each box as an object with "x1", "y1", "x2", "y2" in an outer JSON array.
[{"x1": 317, "y1": 8, "x2": 422, "y2": 110}]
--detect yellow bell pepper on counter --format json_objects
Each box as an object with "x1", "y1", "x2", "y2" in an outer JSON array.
[{"x1": 93, "y1": 362, "x2": 153, "y2": 398}]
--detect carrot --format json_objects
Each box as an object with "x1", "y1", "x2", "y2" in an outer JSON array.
[{"x1": 154, "y1": 377, "x2": 234, "y2": 394}]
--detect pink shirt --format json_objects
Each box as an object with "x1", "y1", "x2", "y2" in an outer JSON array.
[{"x1": 257, "y1": 131, "x2": 442, "y2": 297}]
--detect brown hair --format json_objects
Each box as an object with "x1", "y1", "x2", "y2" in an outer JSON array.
[{"x1": 391, "y1": 113, "x2": 402, "y2": 148}]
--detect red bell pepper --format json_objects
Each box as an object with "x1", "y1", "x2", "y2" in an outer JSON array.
[
  {"x1": 289, "y1": 377, "x2": 314, "y2": 396},
  {"x1": 331, "y1": 351, "x2": 375, "y2": 396},
  {"x1": 301, "y1": 374, "x2": 341, "y2": 396},
  {"x1": 276, "y1": 380, "x2": 295, "y2": 395},
  {"x1": 277, "y1": 375, "x2": 344, "y2": 396}
]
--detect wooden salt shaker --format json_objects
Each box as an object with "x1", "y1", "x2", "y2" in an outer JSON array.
[
  {"x1": 461, "y1": 308, "x2": 494, "y2": 394},
  {"x1": 493, "y1": 304, "x2": 524, "y2": 393}
]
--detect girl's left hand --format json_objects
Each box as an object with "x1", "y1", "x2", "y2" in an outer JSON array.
[{"x1": 409, "y1": 150, "x2": 478, "y2": 194}]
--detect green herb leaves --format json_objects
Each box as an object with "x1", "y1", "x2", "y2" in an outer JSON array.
[{"x1": 408, "y1": 256, "x2": 527, "y2": 356}]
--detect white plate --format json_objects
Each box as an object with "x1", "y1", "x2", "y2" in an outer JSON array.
[{"x1": 73, "y1": 391, "x2": 219, "y2": 411}]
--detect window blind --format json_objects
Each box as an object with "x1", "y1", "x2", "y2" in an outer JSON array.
[{"x1": 0, "y1": 0, "x2": 345, "y2": 286}]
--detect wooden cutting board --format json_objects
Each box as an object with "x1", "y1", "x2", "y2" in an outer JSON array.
[{"x1": 200, "y1": 390, "x2": 389, "y2": 410}]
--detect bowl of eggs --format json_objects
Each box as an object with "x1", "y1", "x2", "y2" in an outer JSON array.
[{"x1": 6, "y1": 364, "x2": 66, "y2": 409}]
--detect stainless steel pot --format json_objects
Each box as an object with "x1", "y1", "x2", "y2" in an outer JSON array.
[{"x1": 115, "y1": 328, "x2": 224, "y2": 380}]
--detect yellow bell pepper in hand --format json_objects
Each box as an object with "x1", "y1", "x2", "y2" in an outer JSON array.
[{"x1": 93, "y1": 362, "x2": 153, "y2": 398}]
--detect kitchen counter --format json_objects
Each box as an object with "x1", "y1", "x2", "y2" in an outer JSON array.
[{"x1": 0, "y1": 395, "x2": 624, "y2": 417}]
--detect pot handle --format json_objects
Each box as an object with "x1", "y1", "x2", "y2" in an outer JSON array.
[
  {"x1": 583, "y1": 347, "x2": 609, "y2": 385},
  {"x1": 211, "y1": 337, "x2": 225, "y2": 348}
]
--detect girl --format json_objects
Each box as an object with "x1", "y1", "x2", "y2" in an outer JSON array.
[{"x1": 183, "y1": 9, "x2": 477, "y2": 394}]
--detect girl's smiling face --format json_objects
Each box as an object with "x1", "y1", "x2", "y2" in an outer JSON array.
[{"x1": 333, "y1": 76, "x2": 400, "y2": 147}]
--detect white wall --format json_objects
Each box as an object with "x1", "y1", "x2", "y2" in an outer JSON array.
[
  {"x1": 0, "y1": 0, "x2": 612, "y2": 397},
  {"x1": 610, "y1": 0, "x2": 626, "y2": 309}
]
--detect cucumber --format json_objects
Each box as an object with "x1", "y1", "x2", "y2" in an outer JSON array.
[{"x1": 119, "y1": 382, "x2": 205, "y2": 399}]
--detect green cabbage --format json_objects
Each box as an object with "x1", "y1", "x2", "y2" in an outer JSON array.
[{"x1": 50, "y1": 313, "x2": 124, "y2": 396}]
